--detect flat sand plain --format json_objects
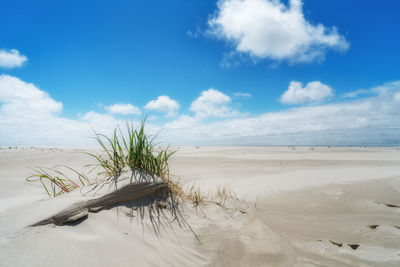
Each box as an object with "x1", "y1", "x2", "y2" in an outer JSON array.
[{"x1": 0, "y1": 146, "x2": 399, "y2": 266}]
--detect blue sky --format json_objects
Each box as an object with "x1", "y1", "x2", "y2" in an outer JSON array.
[{"x1": 1, "y1": 0, "x2": 400, "y2": 146}]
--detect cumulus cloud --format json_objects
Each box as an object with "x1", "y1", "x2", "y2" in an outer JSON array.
[
  {"x1": 190, "y1": 88, "x2": 238, "y2": 118},
  {"x1": 163, "y1": 82, "x2": 400, "y2": 145},
  {"x1": 105, "y1": 103, "x2": 140, "y2": 115},
  {"x1": 208, "y1": 0, "x2": 349, "y2": 64},
  {"x1": 0, "y1": 75, "x2": 163, "y2": 146},
  {"x1": 1, "y1": 75, "x2": 400, "y2": 146},
  {"x1": 145, "y1": 95, "x2": 180, "y2": 117},
  {"x1": 0, "y1": 49, "x2": 28, "y2": 68},
  {"x1": 0, "y1": 74, "x2": 63, "y2": 117},
  {"x1": 0, "y1": 75, "x2": 126, "y2": 146},
  {"x1": 280, "y1": 81, "x2": 334, "y2": 105},
  {"x1": 0, "y1": 75, "x2": 83, "y2": 145}
]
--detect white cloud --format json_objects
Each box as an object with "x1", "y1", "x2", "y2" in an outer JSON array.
[
  {"x1": 145, "y1": 95, "x2": 180, "y2": 117},
  {"x1": 0, "y1": 75, "x2": 125, "y2": 146},
  {"x1": 190, "y1": 88, "x2": 238, "y2": 118},
  {"x1": 208, "y1": 0, "x2": 349, "y2": 64},
  {"x1": 0, "y1": 75, "x2": 163, "y2": 146},
  {"x1": 233, "y1": 92, "x2": 251, "y2": 97},
  {"x1": 1, "y1": 75, "x2": 400, "y2": 146},
  {"x1": 105, "y1": 103, "x2": 141, "y2": 115},
  {"x1": 0, "y1": 74, "x2": 62, "y2": 117},
  {"x1": 82, "y1": 110, "x2": 118, "y2": 123},
  {"x1": 0, "y1": 49, "x2": 28, "y2": 68},
  {"x1": 343, "y1": 81, "x2": 400, "y2": 98},
  {"x1": 342, "y1": 89, "x2": 370, "y2": 98},
  {"x1": 280, "y1": 81, "x2": 334, "y2": 105},
  {"x1": 163, "y1": 82, "x2": 400, "y2": 145},
  {"x1": 0, "y1": 75, "x2": 84, "y2": 146}
]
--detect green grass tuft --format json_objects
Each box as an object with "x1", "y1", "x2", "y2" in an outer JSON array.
[
  {"x1": 27, "y1": 119, "x2": 176, "y2": 196},
  {"x1": 88, "y1": 118, "x2": 176, "y2": 180}
]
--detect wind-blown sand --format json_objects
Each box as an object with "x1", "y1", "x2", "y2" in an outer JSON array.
[{"x1": 0, "y1": 146, "x2": 399, "y2": 266}]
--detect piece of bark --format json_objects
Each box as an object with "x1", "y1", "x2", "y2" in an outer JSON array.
[
  {"x1": 30, "y1": 182, "x2": 166, "y2": 226},
  {"x1": 63, "y1": 209, "x2": 89, "y2": 223}
]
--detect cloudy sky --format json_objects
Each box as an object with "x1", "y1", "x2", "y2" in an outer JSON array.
[{"x1": 1, "y1": 0, "x2": 400, "y2": 146}]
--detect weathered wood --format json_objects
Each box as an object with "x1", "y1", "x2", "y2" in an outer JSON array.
[
  {"x1": 30, "y1": 182, "x2": 166, "y2": 226},
  {"x1": 63, "y1": 209, "x2": 89, "y2": 224}
]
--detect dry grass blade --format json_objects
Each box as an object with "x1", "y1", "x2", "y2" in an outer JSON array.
[
  {"x1": 186, "y1": 184, "x2": 204, "y2": 206},
  {"x1": 213, "y1": 185, "x2": 238, "y2": 207},
  {"x1": 26, "y1": 167, "x2": 83, "y2": 197}
]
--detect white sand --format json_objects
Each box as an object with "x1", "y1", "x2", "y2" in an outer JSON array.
[{"x1": 0, "y1": 146, "x2": 400, "y2": 266}]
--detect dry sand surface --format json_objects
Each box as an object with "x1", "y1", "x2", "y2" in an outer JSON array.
[{"x1": 0, "y1": 146, "x2": 400, "y2": 266}]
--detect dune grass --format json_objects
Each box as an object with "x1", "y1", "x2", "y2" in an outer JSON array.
[
  {"x1": 186, "y1": 184, "x2": 204, "y2": 206},
  {"x1": 87, "y1": 119, "x2": 175, "y2": 181},
  {"x1": 27, "y1": 119, "x2": 176, "y2": 197},
  {"x1": 26, "y1": 166, "x2": 90, "y2": 197},
  {"x1": 27, "y1": 119, "x2": 240, "y2": 212},
  {"x1": 25, "y1": 120, "x2": 245, "y2": 240},
  {"x1": 184, "y1": 183, "x2": 239, "y2": 207}
]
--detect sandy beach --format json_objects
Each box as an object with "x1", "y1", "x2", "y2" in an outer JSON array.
[
  {"x1": 2, "y1": 0, "x2": 400, "y2": 265},
  {"x1": 0, "y1": 146, "x2": 400, "y2": 266}
]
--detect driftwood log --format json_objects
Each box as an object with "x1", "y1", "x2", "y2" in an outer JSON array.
[{"x1": 31, "y1": 182, "x2": 166, "y2": 227}]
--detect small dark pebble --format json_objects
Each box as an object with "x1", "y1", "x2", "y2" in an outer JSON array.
[
  {"x1": 368, "y1": 225, "x2": 379, "y2": 229},
  {"x1": 348, "y1": 244, "x2": 360, "y2": 250}
]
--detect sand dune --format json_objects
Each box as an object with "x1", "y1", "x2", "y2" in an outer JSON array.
[{"x1": 0, "y1": 146, "x2": 399, "y2": 266}]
